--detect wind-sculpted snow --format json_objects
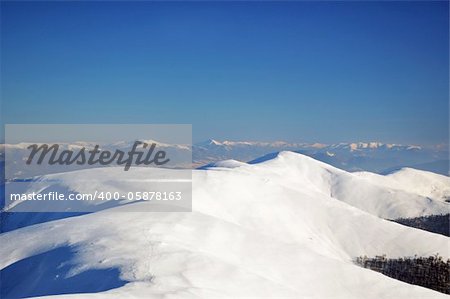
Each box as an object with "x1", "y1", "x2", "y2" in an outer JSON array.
[{"x1": 1, "y1": 152, "x2": 449, "y2": 298}]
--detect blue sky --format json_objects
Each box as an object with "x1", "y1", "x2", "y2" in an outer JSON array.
[{"x1": 1, "y1": 1, "x2": 448, "y2": 144}]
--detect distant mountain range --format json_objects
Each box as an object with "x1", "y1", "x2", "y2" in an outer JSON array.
[
  {"x1": 1, "y1": 139, "x2": 448, "y2": 177},
  {"x1": 193, "y1": 139, "x2": 449, "y2": 175}
]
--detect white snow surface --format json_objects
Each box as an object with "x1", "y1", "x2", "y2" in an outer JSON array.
[
  {"x1": 355, "y1": 167, "x2": 450, "y2": 203},
  {"x1": 1, "y1": 151, "x2": 449, "y2": 298}
]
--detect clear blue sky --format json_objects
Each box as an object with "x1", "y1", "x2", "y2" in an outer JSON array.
[{"x1": 1, "y1": 1, "x2": 448, "y2": 144}]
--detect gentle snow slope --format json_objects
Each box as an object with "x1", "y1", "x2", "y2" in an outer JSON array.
[
  {"x1": 355, "y1": 167, "x2": 450, "y2": 203},
  {"x1": 1, "y1": 152, "x2": 449, "y2": 299}
]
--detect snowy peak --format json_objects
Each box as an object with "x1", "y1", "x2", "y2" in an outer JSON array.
[
  {"x1": 197, "y1": 138, "x2": 223, "y2": 146},
  {"x1": 206, "y1": 151, "x2": 449, "y2": 219},
  {"x1": 255, "y1": 150, "x2": 341, "y2": 171},
  {"x1": 346, "y1": 142, "x2": 422, "y2": 151}
]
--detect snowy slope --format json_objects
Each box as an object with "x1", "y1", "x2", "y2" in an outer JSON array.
[
  {"x1": 234, "y1": 152, "x2": 449, "y2": 219},
  {"x1": 1, "y1": 152, "x2": 449, "y2": 299},
  {"x1": 355, "y1": 168, "x2": 450, "y2": 203}
]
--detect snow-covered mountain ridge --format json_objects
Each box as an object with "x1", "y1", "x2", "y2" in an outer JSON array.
[{"x1": 1, "y1": 151, "x2": 449, "y2": 298}]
